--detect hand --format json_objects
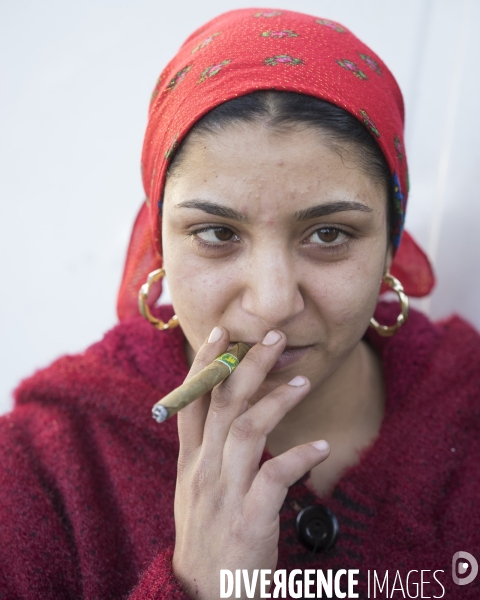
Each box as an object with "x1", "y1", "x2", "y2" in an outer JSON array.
[{"x1": 172, "y1": 326, "x2": 330, "y2": 599}]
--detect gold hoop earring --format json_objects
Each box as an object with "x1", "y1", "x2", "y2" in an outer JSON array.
[
  {"x1": 369, "y1": 272, "x2": 409, "y2": 337},
  {"x1": 138, "y1": 268, "x2": 179, "y2": 330}
]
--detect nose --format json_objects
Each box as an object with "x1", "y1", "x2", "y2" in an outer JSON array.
[{"x1": 241, "y1": 247, "x2": 305, "y2": 329}]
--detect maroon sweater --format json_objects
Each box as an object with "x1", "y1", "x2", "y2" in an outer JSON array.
[{"x1": 1, "y1": 304, "x2": 479, "y2": 599}]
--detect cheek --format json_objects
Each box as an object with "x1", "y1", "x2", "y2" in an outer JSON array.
[
  {"x1": 163, "y1": 245, "x2": 237, "y2": 351},
  {"x1": 307, "y1": 253, "x2": 384, "y2": 347}
]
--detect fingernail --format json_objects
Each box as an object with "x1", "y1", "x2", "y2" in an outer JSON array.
[
  {"x1": 310, "y1": 440, "x2": 330, "y2": 453},
  {"x1": 208, "y1": 327, "x2": 223, "y2": 343},
  {"x1": 287, "y1": 375, "x2": 307, "y2": 387},
  {"x1": 262, "y1": 330, "x2": 282, "y2": 346}
]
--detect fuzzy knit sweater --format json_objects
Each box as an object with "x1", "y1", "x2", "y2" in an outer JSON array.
[{"x1": 1, "y1": 303, "x2": 479, "y2": 600}]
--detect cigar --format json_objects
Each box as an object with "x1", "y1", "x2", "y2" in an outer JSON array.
[{"x1": 152, "y1": 342, "x2": 251, "y2": 423}]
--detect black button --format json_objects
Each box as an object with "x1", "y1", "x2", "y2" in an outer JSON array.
[{"x1": 296, "y1": 505, "x2": 339, "y2": 552}]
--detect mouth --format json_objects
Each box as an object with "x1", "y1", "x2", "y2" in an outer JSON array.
[
  {"x1": 228, "y1": 341, "x2": 313, "y2": 372},
  {"x1": 270, "y1": 345, "x2": 312, "y2": 371}
]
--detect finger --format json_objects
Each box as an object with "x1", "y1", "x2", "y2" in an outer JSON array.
[
  {"x1": 222, "y1": 375, "x2": 311, "y2": 495},
  {"x1": 176, "y1": 326, "x2": 230, "y2": 457},
  {"x1": 200, "y1": 330, "x2": 287, "y2": 461},
  {"x1": 244, "y1": 441, "x2": 330, "y2": 524}
]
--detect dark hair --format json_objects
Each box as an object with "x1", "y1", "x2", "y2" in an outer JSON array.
[{"x1": 167, "y1": 90, "x2": 394, "y2": 238}]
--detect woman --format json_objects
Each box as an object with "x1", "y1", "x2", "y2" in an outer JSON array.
[{"x1": 1, "y1": 8, "x2": 479, "y2": 600}]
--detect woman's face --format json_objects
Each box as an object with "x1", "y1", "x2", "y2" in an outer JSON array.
[{"x1": 162, "y1": 122, "x2": 392, "y2": 397}]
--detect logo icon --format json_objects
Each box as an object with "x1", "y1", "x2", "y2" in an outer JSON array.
[{"x1": 452, "y1": 551, "x2": 478, "y2": 585}]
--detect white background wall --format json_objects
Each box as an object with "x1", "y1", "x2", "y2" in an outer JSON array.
[{"x1": 1, "y1": 0, "x2": 479, "y2": 415}]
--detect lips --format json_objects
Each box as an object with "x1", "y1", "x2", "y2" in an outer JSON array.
[
  {"x1": 271, "y1": 346, "x2": 312, "y2": 371},
  {"x1": 228, "y1": 341, "x2": 312, "y2": 371}
]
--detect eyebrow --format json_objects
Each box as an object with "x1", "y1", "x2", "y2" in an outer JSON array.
[
  {"x1": 176, "y1": 199, "x2": 372, "y2": 222},
  {"x1": 294, "y1": 201, "x2": 373, "y2": 220},
  {"x1": 176, "y1": 200, "x2": 249, "y2": 222}
]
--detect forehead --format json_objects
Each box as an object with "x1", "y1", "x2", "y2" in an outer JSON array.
[{"x1": 164, "y1": 122, "x2": 387, "y2": 216}]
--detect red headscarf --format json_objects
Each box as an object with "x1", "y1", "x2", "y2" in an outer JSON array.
[{"x1": 117, "y1": 8, "x2": 434, "y2": 321}]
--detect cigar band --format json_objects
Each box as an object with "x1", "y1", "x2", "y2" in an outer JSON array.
[{"x1": 214, "y1": 352, "x2": 240, "y2": 374}]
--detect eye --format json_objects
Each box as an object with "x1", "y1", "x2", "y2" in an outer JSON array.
[
  {"x1": 308, "y1": 227, "x2": 348, "y2": 245},
  {"x1": 194, "y1": 226, "x2": 236, "y2": 243}
]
